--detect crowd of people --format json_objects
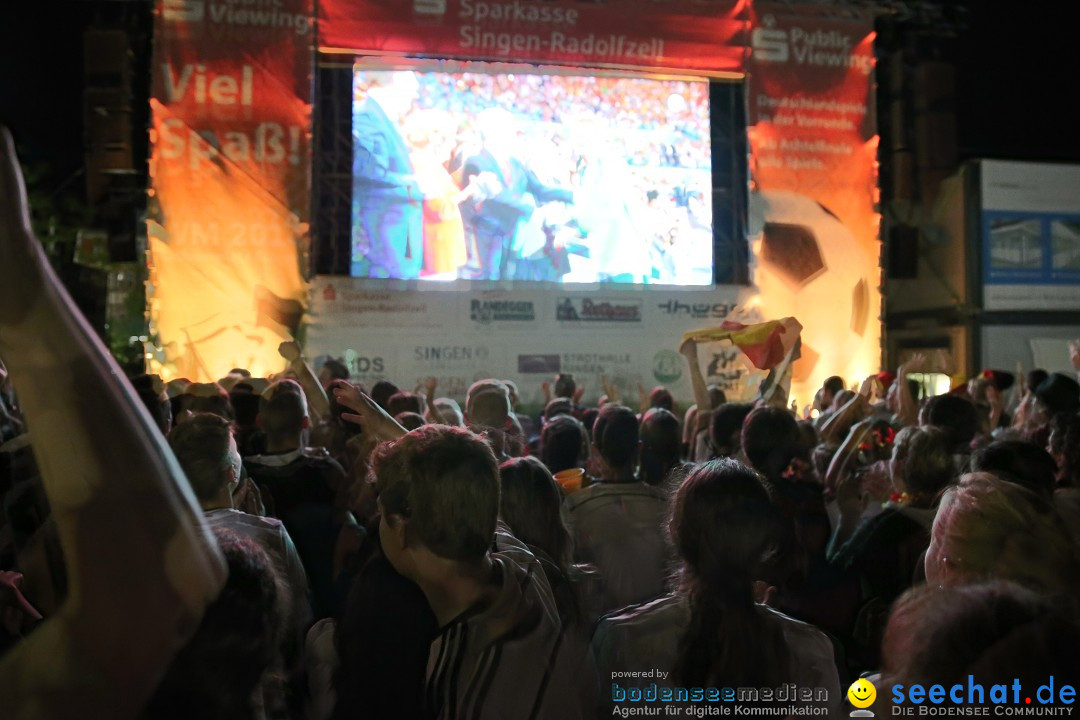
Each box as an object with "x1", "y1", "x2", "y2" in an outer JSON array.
[{"x1": 4, "y1": 128, "x2": 1080, "y2": 718}]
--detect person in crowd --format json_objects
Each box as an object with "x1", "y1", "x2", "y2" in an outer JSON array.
[
  {"x1": 925, "y1": 472, "x2": 1080, "y2": 595},
  {"x1": 244, "y1": 379, "x2": 349, "y2": 618},
  {"x1": 394, "y1": 411, "x2": 427, "y2": 431},
  {"x1": 1048, "y1": 411, "x2": 1080, "y2": 488},
  {"x1": 921, "y1": 393, "x2": 980, "y2": 465},
  {"x1": 592, "y1": 458, "x2": 840, "y2": 715},
  {"x1": 0, "y1": 127, "x2": 226, "y2": 716},
  {"x1": 230, "y1": 381, "x2": 266, "y2": 456},
  {"x1": 639, "y1": 407, "x2": 691, "y2": 489},
  {"x1": 813, "y1": 375, "x2": 846, "y2": 419},
  {"x1": 142, "y1": 530, "x2": 285, "y2": 720},
  {"x1": 499, "y1": 456, "x2": 603, "y2": 630},
  {"x1": 353, "y1": 410, "x2": 592, "y2": 718},
  {"x1": 539, "y1": 412, "x2": 589, "y2": 477},
  {"x1": 564, "y1": 404, "x2": 670, "y2": 613},
  {"x1": 433, "y1": 396, "x2": 464, "y2": 426},
  {"x1": 828, "y1": 424, "x2": 954, "y2": 669},
  {"x1": 181, "y1": 381, "x2": 235, "y2": 421},
  {"x1": 880, "y1": 581, "x2": 1080, "y2": 711},
  {"x1": 168, "y1": 412, "x2": 311, "y2": 647},
  {"x1": 970, "y1": 439, "x2": 1058, "y2": 498},
  {"x1": 705, "y1": 402, "x2": 754, "y2": 460},
  {"x1": 310, "y1": 379, "x2": 363, "y2": 475},
  {"x1": 369, "y1": 379, "x2": 400, "y2": 411},
  {"x1": 386, "y1": 390, "x2": 425, "y2": 418},
  {"x1": 317, "y1": 358, "x2": 351, "y2": 391}
]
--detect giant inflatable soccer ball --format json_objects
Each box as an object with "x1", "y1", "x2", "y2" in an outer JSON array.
[{"x1": 748, "y1": 190, "x2": 879, "y2": 405}]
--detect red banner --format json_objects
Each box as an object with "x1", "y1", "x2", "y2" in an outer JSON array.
[
  {"x1": 318, "y1": 0, "x2": 750, "y2": 74},
  {"x1": 745, "y1": 5, "x2": 881, "y2": 406},
  {"x1": 148, "y1": 0, "x2": 313, "y2": 380}
]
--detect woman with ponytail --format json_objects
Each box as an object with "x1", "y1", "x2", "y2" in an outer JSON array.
[{"x1": 591, "y1": 459, "x2": 840, "y2": 714}]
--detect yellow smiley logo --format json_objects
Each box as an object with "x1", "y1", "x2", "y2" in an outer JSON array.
[{"x1": 848, "y1": 678, "x2": 877, "y2": 709}]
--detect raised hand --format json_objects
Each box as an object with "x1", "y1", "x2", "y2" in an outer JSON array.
[
  {"x1": 278, "y1": 340, "x2": 302, "y2": 363},
  {"x1": 333, "y1": 383, "x2": 406, "y2": 442}
]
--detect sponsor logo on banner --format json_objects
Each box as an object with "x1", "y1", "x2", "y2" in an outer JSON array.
[
  {"x1": 414, "y1": 345, "x2": 491, "y2": 368},
  {"x1": 653, "y1": 350, "x2": 683, "y2": 384},
  {"x1": 656, "y1": 299, "x2": 737, "y2": 320},
  {"x1": 345, "y1": 353, "x2": 385, "y2": 375},
  {"x1": 470, "y1": 298, "x2": 536, "y2": 324},
  {"x1": 163, "y1": 0, "x2": 312, "y2": 35},
  {"x1": 319, "y1": 288, "x2": 440, "y2": 328},
  {"x1": 519, "y1": 354, "x2": 560, "y2": 374},
  {"x1": 556, "y1": 297, "x2": 642, "y2": 323},
  {"x1": 560, "y1": 352, "x2": 634, "y2": 375},
  {"x1": 750, "y1": 15, "x2": 871, "y2": 75}
]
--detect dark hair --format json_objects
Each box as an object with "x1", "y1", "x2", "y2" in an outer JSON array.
[
  {"x1": 971, "y1": 439, "x2": 1058, "y2": 499},
  {"x1": 648, "y1": 386, "x2": 674, "y2": 412},
  {"x1": 670, "y1": 459, "x2": 789, "y2": 688},
  {"x1": 259, "y1": 380, "x2": 307, "y2": 438},
  {"x1": 1048, "y1": 412, "x2": 1080, "y2": 489},
  {"x1": 923, "y1": 394, "x2": 979, "y2": 451},
  {"x1": 228, "y1": 368, "x2": 252, "y2": 378},
  {"x1": 543, "y1": 397, "x2": 573, "y2": 420},
  {"x1": 143, "y1": 530, "x2": 284, "y2": 720},
  {"x1": 823, "y1": 376, "x2": 845, "y2": 397},
  {"x1": 395, "y1": 411, "x2": 427, "y2": 431},
  {"x1": 554, "y1": 373, "x2": 576, "y2": 399},
  {"x1": 1027, "y1": 369, "x2": 1048, "y2": 394},
  {"x1": 229, "y1": 386, "x2": 261, "y2": 428},
  {"x1": 387, "y1": 391, "x2": 424, "y2": 418},
  {"x1": 374, "y1": 425, "x2": 499, "y2": 562},
  {"x1": 591, "y1": 404, "x2": 639, "y2": 472},
  {"x1": 580, "y1": 407, "x2": 599, "y2": 437},
  {"x1": 709, "y1": 403, "x2": 754, "y2": 458},
  {"x1": 883, "y1": 581, "x2": 1080, "y2": 699},
  {"x1": 321, "y1": 358, "x2": 350, "y2": 382},
  {"x1": 184, "y1": 383, "x2": 234, "y2": 421},
  {"x1": 168, "y1": 413, "x2": 235, "y2": 503},
  {"x1": 892, "y1": 426, "x2": 954, "y2": 503},
  {"x1": 540, "y1": 413, "x2": 588, "y2": 475},
  {"x1": 640, "y1": 408, "x2": 681, "y2": 486},
  {"x1": 498, "y1": 456, "x2": 572, "y2": 568},
  {"x1": 370, "y1": 380, "x2": 400, "y2": 410},
  {"x1": 1036, "y1": 373, "x2": 1080, "y2": 416},
  {"x1": 741, "y1": 406, "x2": 806, "y2": 483}
]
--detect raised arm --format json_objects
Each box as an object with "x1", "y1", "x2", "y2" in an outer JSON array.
[
  {"x1": 419, "y1": 376, "x2": 448, "y2": 425},
  {"x1": 0, "y1": 128, "x2": 226, "y2": 718},
  {"x1": 896, "y1": 353, "x2": 925, "y2": 427},
  {"x1": 278, "y1": 340, "x2": 331, "y2": 425},
  {"x1": 819, "y1": 376, "x2": 873, "y2": 445},
  {"x1": 680, "y1": 338, "x2": 712, "y2": 417}
]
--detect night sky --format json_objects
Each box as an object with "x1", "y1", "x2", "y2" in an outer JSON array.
[{"x1": 1, "y1": 1, "x2": 1078, "y2": 208}]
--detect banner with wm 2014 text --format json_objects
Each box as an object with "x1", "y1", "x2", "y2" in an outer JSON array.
[
  {"x1": 746, "y1": 5, "x2": 882, "y2": 405},
  {"x1": 317, "y1": 0, "x2": 750, "y2": 74},
  {"x1": 147, "y1": 0, "x2": 313, "y2": 381}
]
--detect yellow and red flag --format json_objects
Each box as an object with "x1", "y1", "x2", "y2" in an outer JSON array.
[{"x1": 683, "y1": 317, "x2": 803, "y2": 371}]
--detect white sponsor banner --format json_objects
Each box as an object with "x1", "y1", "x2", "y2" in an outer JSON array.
[{"x1": 304, "y1": 279, "x2": 779, "y2": 408}]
